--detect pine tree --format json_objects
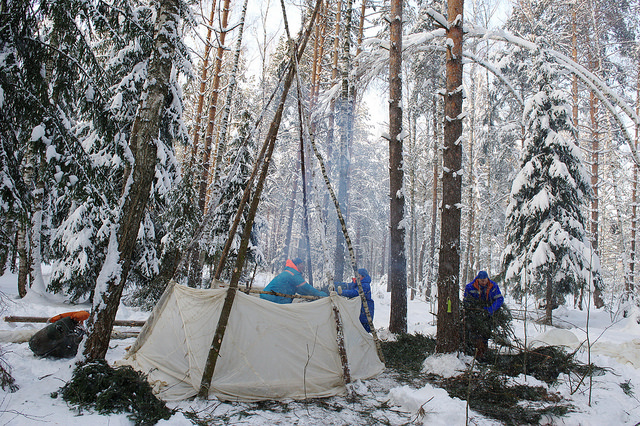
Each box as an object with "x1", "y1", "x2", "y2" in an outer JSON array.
[{"x1": 502, "y1": 48, "x2": 602, "y2": 325}]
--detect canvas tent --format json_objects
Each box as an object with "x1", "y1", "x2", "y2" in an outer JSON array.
[{"x1": 119, "y1": 282, "x2": 384, "y2": 401}]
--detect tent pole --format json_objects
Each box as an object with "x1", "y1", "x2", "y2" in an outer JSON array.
[
  {"x1": 285, "y1": 1, "x2": 383, "y2": 364},
  {"x1": 330, "y1": 298, "x2": 352, "y2": 385},
  {"x1": 297, "y1": 84, "x2": 314, "y2": 286},
  {"x1": 196, "y1": 0, "x2": 323, "y2": 399},
  {"x1": 293, "y1": 72, "x2": 384, "y2": 364}
]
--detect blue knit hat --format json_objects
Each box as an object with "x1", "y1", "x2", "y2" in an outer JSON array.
[
  {"x1": 292, "y1": 257, "x2": 304, "y2": 266},
  {"x1": 358, "y1": 268, "x2": 369, "y2": 278},
  {"x1": 477, "y1": 270, "x2": 488, "y2": 280}
]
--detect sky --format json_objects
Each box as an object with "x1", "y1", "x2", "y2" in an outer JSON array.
[{"x1": 2, "y1": 268, "x2": 640, "y2": 425}]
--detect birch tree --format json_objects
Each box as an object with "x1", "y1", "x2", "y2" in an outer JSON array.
[{"x1": 83, "y1": 0, "x2": 189, "y2": 359}]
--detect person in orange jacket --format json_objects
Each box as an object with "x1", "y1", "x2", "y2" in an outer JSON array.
[{"x1": 260, "y1": 258, "x2": 327, "y2": 304}]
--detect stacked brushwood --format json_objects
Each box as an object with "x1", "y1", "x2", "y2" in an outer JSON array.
[
  {"x1": 462, "y1": 297, "x2": 518, "y2": 357},
  {"x1": 381, "y1": 317, "x2": 601, "y2": 424}
]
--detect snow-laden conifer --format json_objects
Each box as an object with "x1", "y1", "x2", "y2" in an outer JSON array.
[
  {"x1": 502, "y1": 48, "x2": 602, "y2": 324},
  {"x1": 205, "y1": 110, "x2": 263, "y2": 281}
]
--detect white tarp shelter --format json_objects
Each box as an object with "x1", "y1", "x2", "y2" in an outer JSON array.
[{"x1": 119, "y1": 282, "x2": 384, "y2": 401}]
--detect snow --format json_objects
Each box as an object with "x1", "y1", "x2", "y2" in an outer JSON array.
[{"x1": 2, "y1": 270, "x2": 640, "y2": 424}]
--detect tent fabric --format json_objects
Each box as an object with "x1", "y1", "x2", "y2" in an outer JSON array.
[{"x1": 119, "y1": 282, "x2": 384, "y2": 401}]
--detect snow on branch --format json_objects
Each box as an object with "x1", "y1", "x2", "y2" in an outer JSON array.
[
  {"x1": 461, "y1": 50, "x2": 523, "y2": 106},
  {"x1": 463, "y1": 23, "x2": 640, "y2": 166},
  {"x1": 424, "y1": 7, "x2": 448, "y2": 29}
]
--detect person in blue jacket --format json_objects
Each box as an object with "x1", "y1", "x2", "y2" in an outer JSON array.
[
  {"x1": 260, "y1": 257, "x2": 327, "y2": 304},
  {"x1": 463, "y1": 270, "x2": 504, "y2": 359},
  {"x1": 337, "y1": 268, "x2": 374, "y2": 332}
]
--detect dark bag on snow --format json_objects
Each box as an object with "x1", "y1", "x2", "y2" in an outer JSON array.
[{"x1": 28, "y1": 316, "x2": 85, "y2": 358}]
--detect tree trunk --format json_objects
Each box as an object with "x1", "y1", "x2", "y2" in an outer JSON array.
[
  {"x1": 545, "y1": 278, "x2": 553, "y2": 325},
  {"x1": 83, "y1": 0, "x2": 180, "y2": 360},
  {"x1": 189, "y1": 0, "x2": 218, "y2": 166},
  {"x1": 330, "y1": 0, "x2": 342, "y2": 282},
  {"x1": 630, "y1": 56, "x2": 639, "y2": 298},
  {"x1": 211, "y1": 0, "x2": 250, "y2": 187},
  {"x1": 28, "y1": 151, "x2": 47, "y2": 296},
  {"x1": 606, "y1": 112, "x2": 632, "y2": 311},
  {"x1": 388, "y1": 0, "x2": 407, "y2": 334},
  {"x1": 298, "y1": 95, "x2": 314, "y2": 286},
  {"x1": 333, "y1": 0, "x2": 352, "y2": 283},
  {"x1": 417, "y1": 235, "x2": 424, "y2": 292},
  {"x1": 198, "y1": 0, "x2": 231, "y2": 212},
  {"x1": 589, "y1": 89, "x2": 605, "y2": 309},
  {"x1": 17, "y1": 146, "x2": 36, "y2": 298},
  {"x1": 571, "y1": 5, "x2": 579, "y2": 131},
  {"x1": 436, "y1": 0, "x2": 464, "y2": 353},
  {"x1": 16, "y1": 221, "x2": 29, "y2": 298},
  {"x1": 427, "y1": 96, "x2": 439, "y2": 296},
  {"x1": 408, "y1": 110, "x2": 417, "y2": 301},
  {"x1": 463, "y1": 64, "x2": 477, "y2": 285},
  {"x1": 281, "y1": 179, "x2": 298, "y2": 267}
]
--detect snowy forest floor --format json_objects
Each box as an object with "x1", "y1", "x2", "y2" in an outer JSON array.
[{"x1": 1, "y1": 269, "x2": 640, "y2": 425}]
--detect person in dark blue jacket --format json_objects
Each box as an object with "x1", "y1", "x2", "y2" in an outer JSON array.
[
  {"x1": 260, "y1": 258, "x2": 327, "y2": 304},
  {"x1": 463, "y1": 270, "x2": 504, "y2": 359},
  {"x1": 337, "y1": 268, "x2": 374, "y2": 332}
]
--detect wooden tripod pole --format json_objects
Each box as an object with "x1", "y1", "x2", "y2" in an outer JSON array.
[
  {"x1": 294, "y1": 90, "x2": 383, "y2": 362},
  {"x1": 197, "y1": 0, "x2": 323, "y2": 398},
  {"x1": 286, "y1": 0, "x2": 350, "y2": 382},
  {"x1": 289, "y1": 39, "x2": 384, "y2": 363}
]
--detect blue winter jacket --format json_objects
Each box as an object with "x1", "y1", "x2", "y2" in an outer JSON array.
[
  {"x1": 339, "y1": 271, "x2": 374, "y2": 332},
  {"x1": 463, "y1": 272, "x2": 504, "y2": 315},
  {"x1": 261, "y1": 259, "x2": 327, "y2": 304}
]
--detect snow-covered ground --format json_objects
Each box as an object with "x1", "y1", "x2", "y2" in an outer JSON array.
[{"x1": 1, "y1": 269, "x2": 640, "y2": 425}]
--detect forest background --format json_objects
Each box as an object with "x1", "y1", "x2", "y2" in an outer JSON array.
[{"x1": 1, "y1": 0, "x2": 640, "y2": 360}]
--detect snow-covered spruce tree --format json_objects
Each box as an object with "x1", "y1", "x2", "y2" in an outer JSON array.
[
  {"x1": 0, "y1": 0, "x2": 105, "y2": 295},
  {"x1": 47, "y1": 0, "x2": 190, "y2": 302},
  {"x1": 502, "y1": 49, "x2": 602, "y2": 325},
  {"x1": 125, "y1": 175, "x2": 201, "y2": 308},
  {"x1": 204, "y1": 110, "x2": 263, "y2": 282}
]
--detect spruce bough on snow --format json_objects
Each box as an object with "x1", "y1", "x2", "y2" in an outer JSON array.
[{"x1": 56, "y1": 359, "x2": 173, "y2": 425}]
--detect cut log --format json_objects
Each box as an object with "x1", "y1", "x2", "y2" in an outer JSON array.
[{"x1": 4, "y1": 316, "x2": 146, "y2": 327}]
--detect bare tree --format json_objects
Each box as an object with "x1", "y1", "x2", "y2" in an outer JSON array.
[
  {"x1": 388, "y1": 0, "x2": 407, "y2": 333},
  {"x1": 199, "y1": 0, "x2": 231, "y2": 211},
  {"x1": 436, "y1": 0, "x2": 464, "y2": 353},
  {"x1": 189, "y1": 0, "x2": 218, "y2": 165}
]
